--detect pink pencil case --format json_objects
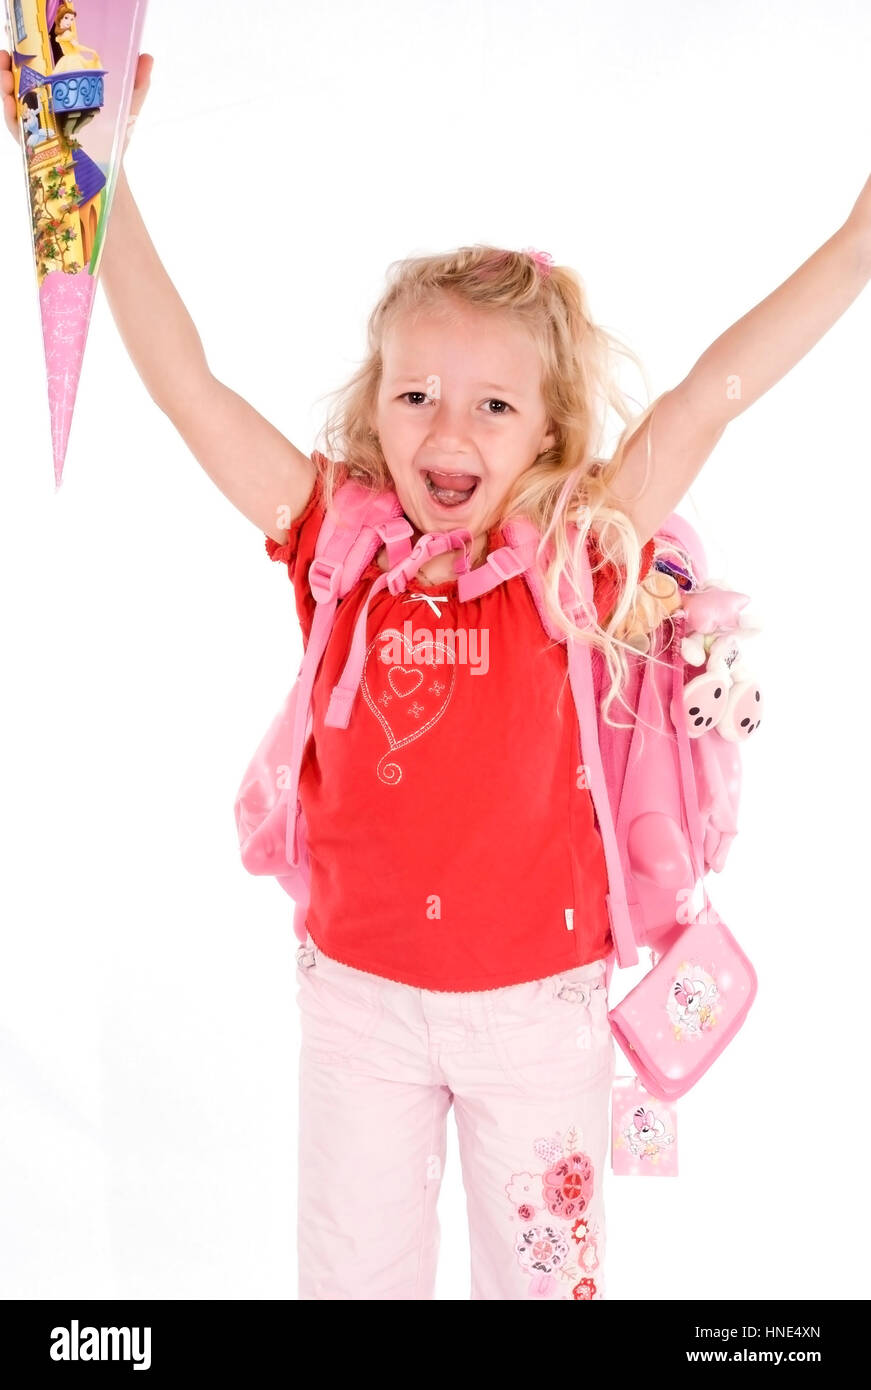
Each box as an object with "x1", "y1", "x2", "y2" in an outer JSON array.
[{"x1": 608, "y1": 915, "x2": 758, "y2": 1100}]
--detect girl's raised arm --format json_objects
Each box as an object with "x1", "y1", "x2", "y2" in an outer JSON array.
[
  {"x1": 1, "y1": 51, "x2": 315, "y2": 544},
  {"x1": 102, "y1": 169, "x2": 317, "y2": 544},
  {"x1": 610, "y1": 176, "x2": 871, "y2": 547}
]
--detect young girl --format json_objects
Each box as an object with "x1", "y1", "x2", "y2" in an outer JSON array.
[{"x1": 2, "y1": 51, "x2": 869, "y2": 1302}]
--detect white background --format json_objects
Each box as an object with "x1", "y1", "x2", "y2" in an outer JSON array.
[{"x1": 0, "y1": 0, "x2": 868, "y2": 1301}]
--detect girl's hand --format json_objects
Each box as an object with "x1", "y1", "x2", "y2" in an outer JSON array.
[
  {"x1": 1, "y1": 49, "x2": 20, "y2": 145},
  {"x1": 122, "y1": 53, "x2": 154, "y2": 153},
  {"x1": 0, "y1": 50, "x2": 154, "y2": 150}
]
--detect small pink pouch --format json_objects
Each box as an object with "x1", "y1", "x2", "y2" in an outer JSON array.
[
  {"x1": 611, "y1": 1076, "x2": 678, "y2": 1176},
  {"x1": 608, "y1": 915, "x2": 757, "y2": 1100}
]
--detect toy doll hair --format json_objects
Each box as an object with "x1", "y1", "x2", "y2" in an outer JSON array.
[
  {"x1": 315, "y1": 244, "x2": 681, "y2": 728},
  {"x1": 53, "y1": 4, "x2": 77, "y2": 32}
]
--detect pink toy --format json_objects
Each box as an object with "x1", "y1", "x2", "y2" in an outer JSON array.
[
  {"x1": 679, "y1": 586, "x2": 764, "y2": 741},
  {"x1": 681, "y1": 585, "x2": 750, "y2": 636}
]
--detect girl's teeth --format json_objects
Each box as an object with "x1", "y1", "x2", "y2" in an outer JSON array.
[{"x1": 425, "y1": 471, "x2": 477, "y2": 506}]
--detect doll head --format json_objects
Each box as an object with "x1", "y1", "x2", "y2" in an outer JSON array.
[
  {"x1": 54, "y1": 5, "x2": 77, "y2": 36},
  {"x1": 613, "y1": 567, "x2": 684, "y2": 653}
]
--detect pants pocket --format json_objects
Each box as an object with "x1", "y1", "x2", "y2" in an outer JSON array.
[
  {"x1": 485, "y1": 963, "x2": 613, "y2": 1098},
  {"x1": 296, "y1": 943, "x2": 384, "y2": 1065}
]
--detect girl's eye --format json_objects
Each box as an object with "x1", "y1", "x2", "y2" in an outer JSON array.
[{"x1": 398, "y1": 393, "x2": 513, "y2": 414}]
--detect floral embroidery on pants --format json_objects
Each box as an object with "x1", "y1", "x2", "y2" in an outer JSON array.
[
  {"x1": 506, "y1": 1125, "x2": 602, "y2": 1299},
  {"x1": 514, "y1": 1226, "x2": 571, "y2": 1297},
  {"x1": 542, "y1": 1151, "x2": 593, "y2": 1221}
]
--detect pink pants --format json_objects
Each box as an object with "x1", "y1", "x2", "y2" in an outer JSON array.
[{"x1": 295, "y1": 937, "x2": 615, "y2": 1300}]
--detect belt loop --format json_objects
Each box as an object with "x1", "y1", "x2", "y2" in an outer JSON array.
[{"x1": 461, "y1": 988, "x2": 484, "y2": 1036}]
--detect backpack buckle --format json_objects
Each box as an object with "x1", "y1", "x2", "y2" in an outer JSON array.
[
  {"x1": 308, "y1": 556, "x2": 343, "y2": 603},
  {"x1": 376, "y1": 518, "x2": 414, "y2": 544},
  {"x1": 486, "y1": 547, "x2": 525, "y2": 584}
]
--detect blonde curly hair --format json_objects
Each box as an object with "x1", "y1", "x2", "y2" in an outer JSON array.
[{"x1": 314, "y1": 245, "x2": 686, "y2": 727}]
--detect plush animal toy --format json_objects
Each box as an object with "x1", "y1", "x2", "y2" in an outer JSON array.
[
  {"x1": 612, "y1": 558, "x2": 764, "y2": 744},
  {"x1": 678, "y1": 587, "x2": 763, "y2": 742}
]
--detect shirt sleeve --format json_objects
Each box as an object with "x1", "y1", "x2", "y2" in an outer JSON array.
[
  {"x1": 264, "y1": 461, "x2": 328, "y2": 645},
  {"x1": 590, "y1": 534, "x2": 656, "y2": 627}
]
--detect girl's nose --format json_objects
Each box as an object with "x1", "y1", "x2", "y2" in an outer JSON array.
[{"x1": 423, "y1": 401, "x2": 469, "y2": 448}]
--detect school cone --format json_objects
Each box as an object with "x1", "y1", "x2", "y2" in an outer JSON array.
[{"x1": 4, "y1": 0, "x2": 149, "y2": 488}]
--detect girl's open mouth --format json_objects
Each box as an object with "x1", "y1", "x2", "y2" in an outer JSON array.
[{"x1": 422, "y1": 468, "x2": 480, "y2": 508}]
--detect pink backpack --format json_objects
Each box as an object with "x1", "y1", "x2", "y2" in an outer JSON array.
[{"x1": 234, "y1": 477, "x2": 762, "y2": 1097}]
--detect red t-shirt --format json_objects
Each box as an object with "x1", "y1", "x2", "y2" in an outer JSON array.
[{"x1": 264, "y1": 459, "x2": 654, "y2": 991}]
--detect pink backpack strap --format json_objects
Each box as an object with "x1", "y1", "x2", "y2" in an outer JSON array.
[
  {"x1": 502, "y1": 516, "x2": 641, "y2": 966},
  {"x1": 454, "y1": 539, "x2": 538, "y2": 600},
  {"x1": 566, "y1": 638, "x2": 639, "y2": 967},
  {"x1": 311, "y1": 480, "x2": 414, "y2": 601},
  {"x1": 283, "y1": 480, "x2": 413, "y2": 867},
  {"x1": 324, "y1": 523, "x2": 551, "y2": 727},
  {"x1": 494, "y1": 513, "x2": 711, "y2": 967},
  {"x1": 500, "y1": 518, "x2": 580, "y2": 641},
  {"x1": 648, "y1": 510, "x2": 709, "y2": 895},
  {"x1": 606, "y1": 516, "x2": 715, "y2": 948},
  {"x1": 669, "y1": 612, "x2": 706, "y2": 887},
  {"x1": 325, "y1": 526, "x2": 474, "y2": 727}
]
